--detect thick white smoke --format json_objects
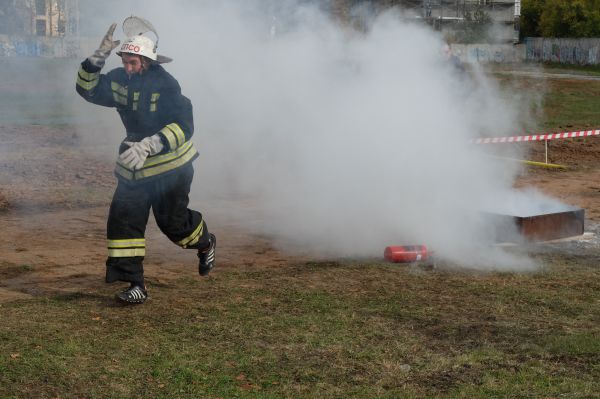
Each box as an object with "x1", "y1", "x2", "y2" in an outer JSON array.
[{"x1": 79, "y1": 0, "x2": 542, "y2": 270}]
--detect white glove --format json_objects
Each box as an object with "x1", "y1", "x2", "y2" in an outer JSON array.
[
  {"x1": 119, "y1": 134, "x2": 164, "y2": 170},
  {"x1": 88, "y1": 23, "x2": 120, "y2": 68}
]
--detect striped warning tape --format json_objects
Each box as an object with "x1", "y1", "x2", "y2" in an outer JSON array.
[{"x1": 472, "y1": 129, "x2": 600, "y2": 144}]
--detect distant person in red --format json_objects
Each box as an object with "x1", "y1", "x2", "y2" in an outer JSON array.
[{"x1": 75, "y1": 17, "x2": 216, "y2": 304}]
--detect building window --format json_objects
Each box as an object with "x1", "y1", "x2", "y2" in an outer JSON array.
[
  {"x1": 36, "y1": 0, "x2": 46, "y2": 16},
  {"x1": 36, "y1": 19, "x2": 46, "y2": 36}
]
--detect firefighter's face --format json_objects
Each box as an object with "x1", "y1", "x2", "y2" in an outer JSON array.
[{"x1": 122, "y1": 54, "x2": 145, "y2": 76}]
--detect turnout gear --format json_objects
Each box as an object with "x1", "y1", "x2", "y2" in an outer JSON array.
[
  {"x1": 105, "y1": 164, "x2": 210, "y2": 286},
  {"x1": 198, "y1": 234, "x2": 216, "y2": 276},
  {"x1": 116, "y1": 284, "x2": 148, "y2": 304},
  {"x1": 119, "y1": 134, "x2": 164, "y2": 170},
  {"x1": 76, "y1": 16, "x2": 214, "y2": 299},
  {"x1": 76, "y1": 58, "x2": 198, "y2": 182},
  {"x1": 89, "y1": 23, "x2": 121, "y2": 69}
]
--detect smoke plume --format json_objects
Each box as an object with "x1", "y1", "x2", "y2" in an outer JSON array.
[{"x1": 78, "y1": 0, "x2": 544, "y2": 270}]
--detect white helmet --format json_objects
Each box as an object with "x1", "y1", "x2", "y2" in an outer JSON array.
[
  {"x1": 117, "y1": 35, "x2": 158, "y2": 60},
  {"x1": 117, "y1": 16, "x2": 172, "y2": 63}
]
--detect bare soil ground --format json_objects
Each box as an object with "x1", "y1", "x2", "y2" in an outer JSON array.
[
  {"x1": 1, "y1": 122, "x2": 600, "y2": 303},
  {"x1": 0, "y1": 125, "x2": 292, "y2": 302}
]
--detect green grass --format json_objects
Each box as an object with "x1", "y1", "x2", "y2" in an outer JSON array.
[
  {"x1": 541, "y1": 79, "x2": 600, "y2": 131},
  {"x1": 3, "y1": 59, "x2": 600, "y2": 398},
  {"x1": 2, "y1": 257, "x2": 600, "y2": 398},
  {"x1": 541, "y1": 62, "x2": 600, "y2": 76},
  {"x1": 493, "y1": 71, "x2": 600, "y2": 132}
]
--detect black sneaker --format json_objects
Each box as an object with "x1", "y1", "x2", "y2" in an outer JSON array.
[
  {"x1": 198, "y1": 233, "x2": 216, "y2": 276},
  {"x1": 116, "y1": 284, "x2": 148, "y2": 304}
]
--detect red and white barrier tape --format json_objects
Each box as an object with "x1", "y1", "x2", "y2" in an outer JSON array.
[{"x1": 472, "y1": 129, "x2": 600, "y2": 144}]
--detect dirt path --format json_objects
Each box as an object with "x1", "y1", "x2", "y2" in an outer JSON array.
[{"x1": 1, "y1": 124, "x2": 599, "y2": 302}]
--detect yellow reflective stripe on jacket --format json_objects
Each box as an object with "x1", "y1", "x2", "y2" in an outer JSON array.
[
  {"x1": 177, "y1": 220, "x2": 204, "y2": 248},
  {"x1": 113, "y1": 93, "x2": 127, "y2": 105},
  {"x1": 150, "y1": 93, "x2": 160, "y2": 112},
  {"x1": 107, "y1": 239, "x2": 145, "y2": 257},
  {"x1": 160, "y1": 123, "x2": 186, "y2": 150},
  {"x1": 144, "y1": 141, "x2": 193, "y2": 168},
  {"x1": 111, "y1": 82, "x2": 128, "y2": 105},
  {"x1": 78, "y1": 68, "x2": 99, "y2": 81},
  {"x1": 111, "y1": 82, "x2": 128, "y2": 96},
  {"x1": 76, "y1": 67, "x2": 99, "y2": 91},
  {"x1": 77, "y1": 76, "x2": 99, "y2": 91},
  {"x1": 132, "y1": 92, "x2": 140, "y2": 111},
  {"x1": 115, "y1": 142, "x2": 198, "y2": 181}
]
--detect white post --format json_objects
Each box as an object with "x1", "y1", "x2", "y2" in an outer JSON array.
[{"x1": 545, "y1": 139, "x2": 548, "y2": 164}]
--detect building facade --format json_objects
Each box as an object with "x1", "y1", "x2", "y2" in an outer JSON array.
[
  {"x1": 0, "y1": 0, "x2": 80, "y2": 57},
  {"x1": 0, "y1": 0, "x2": 78, "y2": 37},
  {"x1": 330, "y1": 0, "x2": 520, "y2": 43}
]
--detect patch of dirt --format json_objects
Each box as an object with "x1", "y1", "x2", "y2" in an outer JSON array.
[
  {"x1": 0, "y1": 191, "x2": 9, "y2": 211},
  {"x1": 0, "y1": 125, "x2": 295, "y2": 302},
  {"x1": 1, "y1": 122, "x2": 600, "y2": 303}
]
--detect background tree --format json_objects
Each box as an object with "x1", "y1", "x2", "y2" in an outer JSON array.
[
  {"x1": 540, "y1": 0, "x2": 600, "y2": 37},
  {"x1": 520, "y1": 0, "x2": 544, "y2": 37},
  {"x1": 454, "y1": 5, "x2": 493, "y2": 43},
  {"x1": 521, "y1": 0, "x2": 600, "y2": 38}
]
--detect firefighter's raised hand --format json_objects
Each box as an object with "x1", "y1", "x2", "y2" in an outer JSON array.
[
  {"x1": 118, "y1": 135, "x2": 164, "y2": 170},
  {"x1": 88, "y1": 23, "x2": 121, "y2": 68}
]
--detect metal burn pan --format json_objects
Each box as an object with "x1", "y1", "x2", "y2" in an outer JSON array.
[{"x1": 487, "y1": 208, "x2": 585, "y2": 243}]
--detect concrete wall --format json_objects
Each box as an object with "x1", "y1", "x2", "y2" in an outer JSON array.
[
  {"x1": 0, "y1": 34, "x2": 93, "y2": 58},
  {"x1": 525, "y1": 38, "x2": 600, "y2": 65},
  {"x1": 452, "y1": 43, "x2": 525, "y2": 63}
]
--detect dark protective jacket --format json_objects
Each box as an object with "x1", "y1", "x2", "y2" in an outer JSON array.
[{"x1": 76, "y1": 59, "x2": 198, "y2": 182}]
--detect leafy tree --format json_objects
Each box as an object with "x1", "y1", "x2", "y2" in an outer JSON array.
[
  {"x1": 454, "y1": 6, "x2": 493, "y2": 43},
  {"x1": 541, "y1": 0, "x2": 596, "y2": 37},
  {"x1": 521, "y1": 0, "x2": 600, "y2": 37},
  {"x1": 520, "y1": 0, "x2": 545, "y2": 37}
]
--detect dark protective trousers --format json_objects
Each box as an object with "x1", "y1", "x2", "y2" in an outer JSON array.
[{"x1": 105, "y1": 164, "x2": 210, "y2": 286}]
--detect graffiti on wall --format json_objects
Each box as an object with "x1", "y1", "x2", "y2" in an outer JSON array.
[
  {"x1": 0, "y1": 35, "x2": 81, "y2": 58},
  {"x1": 452, "y1": 44, "x2": 524, "y2": 64},
  {"x1": 525, "y1": 38, "x2": 600, "y2": 65}
]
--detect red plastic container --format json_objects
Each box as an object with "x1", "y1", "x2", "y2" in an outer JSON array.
[{"x1": 384, "y1": 245, "x2": 429, "y2": 263}]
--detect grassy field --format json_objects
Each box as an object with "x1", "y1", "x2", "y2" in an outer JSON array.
[
  {"x1": 2, "y1": 256, "x2": 600, "y2": 398},
  {"x1": 2, "y1": 60, "x2": 600, "y2": 398}
]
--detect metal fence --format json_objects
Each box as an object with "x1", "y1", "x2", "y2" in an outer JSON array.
[
  {"x1": 524, "y1": 38, "x2": 600, "y2": 65},
  {"x1": 452, "y1": 43, "x2": 525, "y2": 64}
]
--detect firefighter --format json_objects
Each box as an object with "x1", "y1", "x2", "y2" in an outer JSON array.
[{"x1": 76, "y1": 18, "x2": 216, "y2": 304}]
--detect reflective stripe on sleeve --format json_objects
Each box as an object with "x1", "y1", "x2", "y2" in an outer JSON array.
[
  {"x1": 160, "y1": 123, "x2": 186, "y2": 150},
  {"x1": 76, "y1": 67, "x2": 99, "y2": 91},
  {"x1": 77, "y1": 76, "x2": 99, "y2": 91},
  {"x1": 115, "y1": 142, "x2": 199, "y2": 181},
  {"x1": 78, "y1": 69, "x2": 99, "y2": 81}
]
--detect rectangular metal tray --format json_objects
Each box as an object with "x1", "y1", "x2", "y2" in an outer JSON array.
[{"x1": 486, "y1": 208, "x2": 584, "y2": 242}]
